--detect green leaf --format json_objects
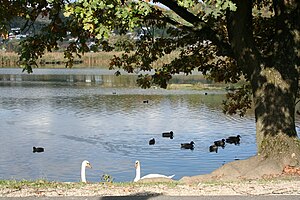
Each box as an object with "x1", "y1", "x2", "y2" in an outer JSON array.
[{"x1": 107, "y1": 4, "x2": 114, "y2": 8}]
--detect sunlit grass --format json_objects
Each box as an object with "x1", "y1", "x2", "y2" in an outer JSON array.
[
  {"x1": 0, "y1": 179, "x2": 82, "y2": 190},
  {"x1": 0, "y1": 179, "x2": 182, "y2": 190}
]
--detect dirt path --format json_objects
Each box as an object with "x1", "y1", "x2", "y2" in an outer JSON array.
[{"x1": 1, "y1": 177, "x2": 300, "y2": 197}]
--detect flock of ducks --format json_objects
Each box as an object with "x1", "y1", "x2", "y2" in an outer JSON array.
[
  {"x1": 149, "y1": 131, "x2": 195, "y2": 150},
  {"x1": 81, "y1": 159, "x2": 175, "y2": 183},
  {"x1": 149, "y1": 131, "x2": 241, "y2": 152},
  {"x1": 209, "y1": 135, "x2": 241, "y2": 153},
  {"x1": 35, "y1": 132, "x2": 241, "y2": 183}
]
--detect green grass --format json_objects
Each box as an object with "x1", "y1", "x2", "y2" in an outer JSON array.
[
  {"x1": 0, "y1": 179, "x2": 84, "y2": 190},
  {"x1": 0, "y1": 179, "x2": 182, "y2": 190}
]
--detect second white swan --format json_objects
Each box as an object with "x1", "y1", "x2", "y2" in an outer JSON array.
[
  {"x1": 81, "y1": 160, "x2": 92, "y2": 183},
  {"x1": 134, "y1": 160, "x2": 175, "y2": 182}
]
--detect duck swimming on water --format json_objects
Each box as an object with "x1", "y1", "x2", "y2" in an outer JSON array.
[
  {"x1": 214, "y1": 139, "x2": 225, "y2": 148},
  {"x1": 209, "y1": 144, "x2": 218, "y2": 153},
  {"x1": 181, "y1": 141, "x2": 195, "y2": 150},
  {"x1": 33, "y1": 147, "x2": 44, "y2": 153},
  {"x1": 149, "y1": 138, "x2": 155, "y2": 145},
  {"x1": 226, "y1": 135, "x2": 241, "y2": 145},
  {"x1": 162, "y1": 131, "x2": 174, "y2": 139}
]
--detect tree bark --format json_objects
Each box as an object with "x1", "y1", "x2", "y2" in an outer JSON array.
[
  {"x1": 252, "y1": 68, "x2": 299, "y2": 157},
  {"x1": 227, "y1": 0, "x2": 300, "y2": 166}
]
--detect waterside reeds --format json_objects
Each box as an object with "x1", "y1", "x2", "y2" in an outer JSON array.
[
  {"x1": 0, "y1": 52, "x2": 121, "y2": 68},
  {"x1": 0, "y1": 51, "x2": 178, "y2": 69}
]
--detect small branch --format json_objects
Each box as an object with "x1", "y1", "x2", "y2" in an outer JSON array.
[{"x1": 155, "y1": 0, "x2": 202, "y2": 26}]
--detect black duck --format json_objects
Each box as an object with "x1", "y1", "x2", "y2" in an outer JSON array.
[
  {"x1": 226, "y1": 135, "x2": 241, "y2": 145},
  {"x1": 149, "y1": 138, "x2": 155, "y2": 145},
  {"x1": 209, "y1": 144, "x2": 218, "y2": 153},
  {"x1": 214, "y1": 139, "x2": 225, "y2": 148},
  {"x1": 181, "y1": 141, "x2": 195, "y2": 150},
  {"x1": 33, "y1": 146, "x2": 44, "y2": 153},
  {"x1": 162, "y1": 131, "x2": 174, "y2": 139}
]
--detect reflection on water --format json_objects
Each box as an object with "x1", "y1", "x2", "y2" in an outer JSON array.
[
  {"x1": 0, "y1": 68, "x2": 214, "y2": 88},
  {"x1": 0, "y1": 68, "x2": 259, "y2": 182}
]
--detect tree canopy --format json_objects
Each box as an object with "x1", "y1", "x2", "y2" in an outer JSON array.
[{"x1": 1, "y1": 0, "x2": 300, "y2": 179}]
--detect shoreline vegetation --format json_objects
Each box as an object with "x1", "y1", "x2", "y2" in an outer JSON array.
[
  {"x1": 0, "y1": 51, "x2": 240, "y2": 91},
  {"x1": 0, "y1": 51, "x2": 177, "y2": 69},
  {"x1": 1, "y1": 176, "x2": 300, "y2": 197},
  {"x1": 0, "y1": 51, "x2": 122, "y2": 68}
]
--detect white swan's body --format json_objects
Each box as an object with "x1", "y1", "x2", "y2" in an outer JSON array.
[
  {"x1": 134, "y1": 160, "x2": 175, "y2": 182},
  {"x1": 81, "y1": 160, "x2": 92, "y2": 183}
]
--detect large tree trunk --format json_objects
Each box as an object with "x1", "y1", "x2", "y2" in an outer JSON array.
[
  {"x1": 251, "y1": 0, "x2": 300, "y2": 164},
  {"x1": 227, "y1": 0, "x2": 300, "y2": 167},
  {"x1": 252, "y1": 67, "x2": 299, "y2": 163}
]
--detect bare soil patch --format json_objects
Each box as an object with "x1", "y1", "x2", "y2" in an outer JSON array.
[{"x1": 1, "y1": 175, "x2": 300, "y2": 197}]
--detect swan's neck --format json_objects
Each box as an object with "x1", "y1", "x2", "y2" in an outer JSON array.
[
  {"x1": 81, "y1": 163, "x2": 86, "y2": 183},
  {"x1": 134, "y1": 165, "x2": 141, "y2": 182}
]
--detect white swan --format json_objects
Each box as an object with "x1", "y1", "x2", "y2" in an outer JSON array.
[
  {"x1": 134, "y1": 160, "x2": 175, "y2": 182},
  {"x1": 81, "y1": 160, "x2": 92, "y2": 183}
]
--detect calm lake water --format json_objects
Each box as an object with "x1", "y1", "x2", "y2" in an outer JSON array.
[{"x1": 0, "y1": 68, "x2": 297, "y2": 183}]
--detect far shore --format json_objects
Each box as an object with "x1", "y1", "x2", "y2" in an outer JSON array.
[{"x1": 0, "y1": 51, "x2": 177, "y2": 69}]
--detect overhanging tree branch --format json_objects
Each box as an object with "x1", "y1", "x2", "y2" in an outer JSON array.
[
  {"x1": 154, "y1": 0, "x2": 203, "y2": 26},
  {"x1": 151, "y1": 1, "x2": 234, "y2": 57},
  {"x1": 226, "y1": 0, "x2": 259, "y2": 77}
]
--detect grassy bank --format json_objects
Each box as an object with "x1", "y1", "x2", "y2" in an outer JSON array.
[
  {"x1": 1, "y1": 178, "x2": 300, "y2": 197},
  {"x1": 0, "y1": 179, "x2": 179, "y2": 188}
]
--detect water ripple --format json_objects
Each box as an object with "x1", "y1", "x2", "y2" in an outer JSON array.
[{"x1": 0, "y1": 82, "x2": 257, "y2": 182}]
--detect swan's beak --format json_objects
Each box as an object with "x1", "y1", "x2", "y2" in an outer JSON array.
[
  {"x1": 135, "y1": 161, "x2": 139, "y2": 169},
  {"x1": 87, "y1": 163, "x2": 92, "y2": 168}
]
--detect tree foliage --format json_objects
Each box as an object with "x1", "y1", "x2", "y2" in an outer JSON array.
[{"x1": 0, "y1": 0, "x2": 298, "y2": 116}]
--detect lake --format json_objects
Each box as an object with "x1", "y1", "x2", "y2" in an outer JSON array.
[{"x1": 0, "y1": 68, "x2": 291, "y2": 183}]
